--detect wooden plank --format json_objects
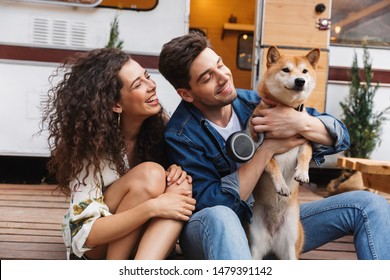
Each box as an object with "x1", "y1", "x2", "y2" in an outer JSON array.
[
  {"x1": 0, "y1": 206, "x2": 65, "y2": 224},
  {"x1": 0, "y1": 184, "x2": 61, "y2": 191},
  {"x1": 311, "y1": 243, "x2": 355, "y2": 252},
  {"x1": 223, "y1": 23, "x2": 254, "y2": 32},
  {"x1": 0, "y1": 194, "x2": 68, "y2": 202},
  {"x1": 338, "y1": 157, "x2": 390, "y2": 175},
  {"x1": 314, "y1": 241, "x2": 355, "y2": 252},
  {"x1": 0, "y1": 241, "x2": 66, "y2": 252},
  {"x1": 262, "y1": 0, "x2": 331, "y2": 49},
  {"x1": 0, "y1": 247, "x2": 66, "y2": 260},
  {"x1": 333, "y1": 235, "x2": 354, "y2": 243},
  {"x1": 0, "y1": 188, "x2": 66, "y2": 196},
  {"x1": 0, "y1": 234, "x2": 63, "y2": 243},
  {"x1": 356, "y1": 161, "x2": 390, "y2": 175},
  {"x1": 0, "y1": 200, "x2": 68, "y2": 208},
  {"x1": 301, "y1": 250, "x2": 357, "y2": 260},
  {"x1": 0, "y1": 227, "x2": 62, "y2": 237},
  {"x1": 337, "y1": 157, "x2": 358, "y2": 169},
  {"x1": 362, "y1": 173, "x2": 390, "y2": 194},
  {"x1": 0, "y1": 221, "x2": 61, "y2": 231}
]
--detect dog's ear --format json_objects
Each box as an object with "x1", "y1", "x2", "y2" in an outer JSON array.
[
  {"x1": 306, "y1": 48, "x2": 320, "y2": 68},
  {"x1": 266, "y1": 46, "x2": 281, "y2": 68}
]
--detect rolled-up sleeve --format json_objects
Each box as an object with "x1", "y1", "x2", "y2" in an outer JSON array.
[
  {"x1": 221, "y1": 172, "x2": 254, "y2": 221},
  {"x1": 311, "y1": 113, "x2": 350, "y2": 165}
]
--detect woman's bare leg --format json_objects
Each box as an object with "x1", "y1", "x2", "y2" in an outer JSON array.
[
  {"x1": 135, "y1": 179, "x2": 192, "y2": 259},
  {"x1": 135, "y1": 219, "x2": 183, "y2": 259},
  {"x1": 99, "y1": 162, "x2": 166, "y2": 259}
]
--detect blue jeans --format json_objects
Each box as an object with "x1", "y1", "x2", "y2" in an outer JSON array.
[
  {"x1": 180, "y1": 205, "x2": 252, "y2": 259},
  {"x1": 301, "y1": 190, "x2": 390, "y2": 259},
  {"x1": 179, "y1": 191, "x2": 390, "y2": 259}
]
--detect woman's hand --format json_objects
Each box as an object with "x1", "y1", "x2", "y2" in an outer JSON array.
[
  {"x1": 166, "y1": 164, "x2": 192, "y2": 186},
  {"x1": 152, "y1": 189, "x2": 196, "y2": 221}
]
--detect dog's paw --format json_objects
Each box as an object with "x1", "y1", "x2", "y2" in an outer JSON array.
[
  {"x1": 294, "y1": 171, "x2": 310, "y2": 183},
  {"x1": 276, "y1": 184, "x2": 291, "y2": 196}
]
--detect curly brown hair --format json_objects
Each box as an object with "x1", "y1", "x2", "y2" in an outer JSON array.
[{"x1": 42, "y1": 48, "x2": 167, "y2": 195}]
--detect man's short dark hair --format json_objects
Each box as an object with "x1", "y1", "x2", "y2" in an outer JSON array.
[{"x1": 159, "y1": 32, "x2": 211, "y2": 90}]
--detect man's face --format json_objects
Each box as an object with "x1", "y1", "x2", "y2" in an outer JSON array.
[{"x1": 184, "y1": 48, "x2": 237, "y2": 112}]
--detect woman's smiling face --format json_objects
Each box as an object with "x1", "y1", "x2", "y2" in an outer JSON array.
[{"x1": 116, "y1": 59, "x2": 161, "y2": 121}]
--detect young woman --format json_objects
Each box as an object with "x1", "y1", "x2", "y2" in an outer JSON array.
[{"x1": 42, "y1": 48, "x2": 196, "y2": 260}]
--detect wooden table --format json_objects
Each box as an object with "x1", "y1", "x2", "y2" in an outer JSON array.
[{"x1": 337, "y1": 157, "x2": 390, "y2": 194}]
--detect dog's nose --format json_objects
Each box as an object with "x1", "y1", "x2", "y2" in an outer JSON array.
[{"x1": 295, "y1": 78, "x2": 305, "y2": 87}]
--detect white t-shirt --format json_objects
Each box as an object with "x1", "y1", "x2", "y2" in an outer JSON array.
[{"x1": 207, "y1": 109, "x2": 241, "y2": 140}]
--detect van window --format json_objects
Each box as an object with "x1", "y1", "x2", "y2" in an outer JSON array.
[
  {"x1": 331, "y1": 0, "x2": 389, "y2": 48},
  {"x1": 237, "y1": 33, "x2": 253, "y2": 70}
]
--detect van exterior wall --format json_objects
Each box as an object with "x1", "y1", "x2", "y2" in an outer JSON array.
[
  {"x1": 0, "y1": 1, "x2": 188, "y2": 55},
  {"x1": 0, "y1": 1, "x2": 187, "y2": 157}
]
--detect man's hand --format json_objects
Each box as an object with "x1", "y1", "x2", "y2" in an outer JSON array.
[{"x1": 251, "y1": 101, "x2": 307, "y2": 139}]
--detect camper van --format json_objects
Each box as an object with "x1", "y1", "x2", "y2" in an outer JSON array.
[
  {"x1": 0, "y1": 0, "x2": 389, "y2": 181},
  {"x1": 0, "y1": 0, "x2": 188, "y2": 159}
]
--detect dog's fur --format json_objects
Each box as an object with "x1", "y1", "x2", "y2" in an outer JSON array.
[{"x1": 247, "y1": 46, "x2": 320, "y2": 259}]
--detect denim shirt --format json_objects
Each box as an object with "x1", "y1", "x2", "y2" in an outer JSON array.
[{"x1": 164, "y1": 89, "x2": 350, "y2": 222}]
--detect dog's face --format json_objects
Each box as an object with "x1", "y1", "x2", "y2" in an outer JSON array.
[{"x1": 259, "y1": 46, "x2": 320, "y2": 108}]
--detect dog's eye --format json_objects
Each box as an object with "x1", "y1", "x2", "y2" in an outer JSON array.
[
  {"x1": 282, "y1": 68, "x2": 290, "y2": 73},
  {"x1": 302, "y1": 69, "x2": 308, "y2": 74}
]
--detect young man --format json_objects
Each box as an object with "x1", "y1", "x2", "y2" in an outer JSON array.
[{"x1": 158, "y1": 32, "x2": 390, "y2": 260}]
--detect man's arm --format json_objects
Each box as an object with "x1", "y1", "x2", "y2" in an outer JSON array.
[
  {"x1": 251, "y1": 101, "x2": 350, "y2": 164},
  {"x1": 164, "y1": 131, "x2": 253, "y2": 220},
  {"x1": 237, "y1": 135, "x2": 306, "y2": 201}
]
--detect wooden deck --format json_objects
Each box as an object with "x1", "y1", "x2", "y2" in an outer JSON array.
[
  {"x1": 0, "y1": 184, "x2": 68, "y2": 260},
  {"x1": 0, "y1": 183, "x2": 389, "y2": 260}
]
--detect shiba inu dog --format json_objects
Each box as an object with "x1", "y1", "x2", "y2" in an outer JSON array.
[{"x1": 247, "y1": 46, "x2": 320, "y2": 259}]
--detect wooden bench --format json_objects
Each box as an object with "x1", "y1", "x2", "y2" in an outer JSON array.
[
  {"x1": 338, "y1": 157, "x2": 390, "y2": 194},
  {"x1": 1, "y1": 183, "x2": 389, "y2": 260}
]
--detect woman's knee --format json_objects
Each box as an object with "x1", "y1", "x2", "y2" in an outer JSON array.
[{"x1": 127, "y1": 162, "x2": 166, "y2": 198}]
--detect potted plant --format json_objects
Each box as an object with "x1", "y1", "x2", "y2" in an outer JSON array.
[
  {"x1": 106, "y1": 15, "x2": 124, "y2": 49},
  {"x1": 327, "y1": 46, "x2": 389, "y2": 195}
]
